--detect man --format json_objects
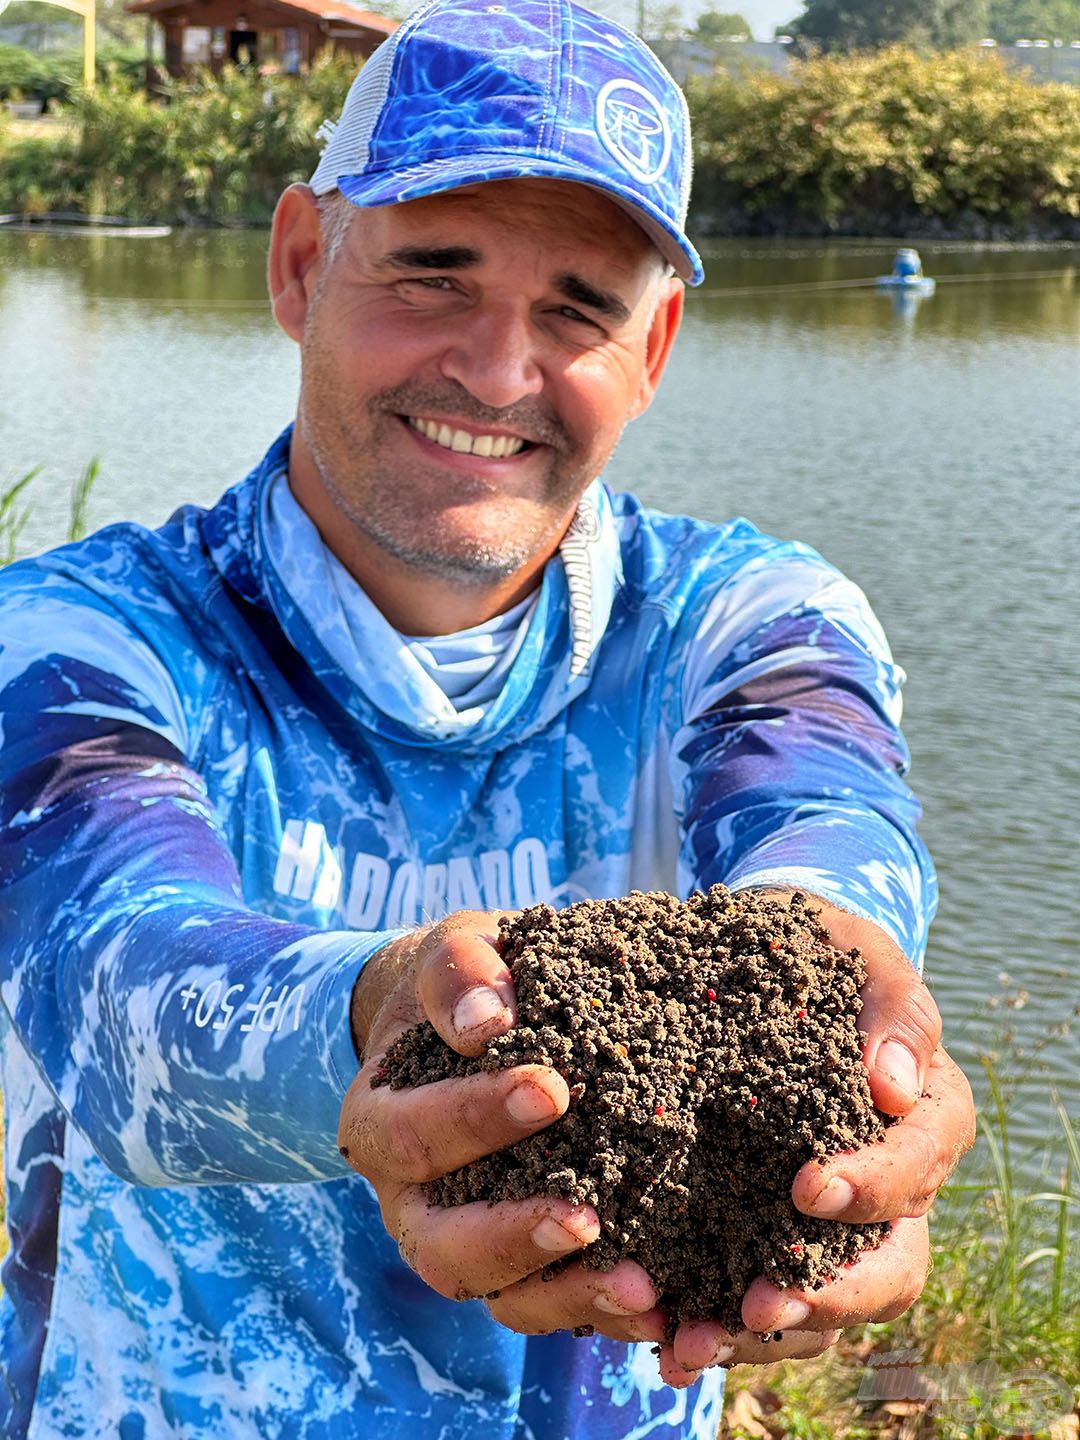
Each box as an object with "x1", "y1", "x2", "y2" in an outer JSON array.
[{"x1": 0, "y1": 2, "x2": 974, "y2": 1436}]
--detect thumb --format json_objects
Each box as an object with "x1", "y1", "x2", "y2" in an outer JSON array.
[{"x1": 857, "y1": 941, "x2": 941, "y2": 1115}]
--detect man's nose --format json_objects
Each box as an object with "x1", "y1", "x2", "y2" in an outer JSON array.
[{"x1": 438, "y1": 305, "x2": 545, "y2": 410}]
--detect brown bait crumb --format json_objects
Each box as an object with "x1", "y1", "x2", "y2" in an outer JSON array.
[{"x1": 377, "y1": 885, "x2": 891, "y2": 1335}]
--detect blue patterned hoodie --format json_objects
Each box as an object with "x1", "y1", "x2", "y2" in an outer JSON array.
[{"x1": 0, "y1": 428, "x2": 934, "y2": 1438}]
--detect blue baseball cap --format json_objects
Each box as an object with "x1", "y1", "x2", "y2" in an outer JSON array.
[{"x1": 309, "y1": 0, "x2": 703, "y2": 285}]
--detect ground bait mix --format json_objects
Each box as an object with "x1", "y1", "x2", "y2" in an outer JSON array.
[{"x1": 376, "y1": 885, "x2": 893, "y2": 1335}]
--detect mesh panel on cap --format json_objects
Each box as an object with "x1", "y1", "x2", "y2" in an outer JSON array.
[{"x1": 310, "y1": 3, "x2": 439, "y2": 195}]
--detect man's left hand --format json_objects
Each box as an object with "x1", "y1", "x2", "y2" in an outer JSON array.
[{"x1": 658, "y1": 894, "x2": 977, "y2": 1387}]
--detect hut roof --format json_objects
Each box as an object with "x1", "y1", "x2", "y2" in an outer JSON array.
[{"x1": 126, "y1": 0, "x2": 397, "y2": 30}]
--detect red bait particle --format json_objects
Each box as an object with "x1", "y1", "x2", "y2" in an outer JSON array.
[
  {"x1": 790, "y1": 1243, "x2": 803, "y2": 1256},
  {"x1": 769, "y1": 938, "x2": 781, "y2": 952},
  {"x1": 796, "y1": 1008, "x2": 807, "y2": 1019},
  {"x1": 748, "y1": 1095, "x2": 758, "y2": 1108},
  {"x1": 654, "y1": 1105, "x2": 665, "y2": 1116},
  {"x1": 706, "y1": 987, "x2": 717, "y2": 1002}
]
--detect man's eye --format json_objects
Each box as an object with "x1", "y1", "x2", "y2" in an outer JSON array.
[
  {"x1": 412, "y1": 276, "x2": 455, "y2": 291},
  {"x1": 558, "y1": 306, "x2": 595, "y2": 325}
]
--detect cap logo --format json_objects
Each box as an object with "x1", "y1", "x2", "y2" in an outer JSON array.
[{"x1": 595, "y1": 78, "x2": 672, "y2": 187}]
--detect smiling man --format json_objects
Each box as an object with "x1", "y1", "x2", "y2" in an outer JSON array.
[
  {"x1": 0, "y1": 2, "x2": 974, "y2": 1438},
  {"x1": 281, "y1": 176, "x2": 679, "y2": 634}
]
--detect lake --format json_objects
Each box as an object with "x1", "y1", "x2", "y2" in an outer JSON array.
[{"x1": 1, "y1": 228, "x2": 1078, "y2": 1181}]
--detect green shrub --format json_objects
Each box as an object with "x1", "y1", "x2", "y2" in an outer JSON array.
[
  {"x1": 65, "y1": 53, "x2": 355, "y2": 223},
  {"x1": 688, "y1": 46, "x2": 1080, "y2": 230},
  {"x1": 0, "y1": 40, "x2": 146, "y2": 106},
  {"x1": 3, "y1": 46, "x2": 1079, "y2": 234},
  {"x1": 0, "y1": 132, "x2": 78, "y2": 214},
  {"x1": 0, "y1": 43, "x2": 80, "y2": 105},
  {"x1": 0, "y1": 40, "x2": 38, "y2": 100},
  {"x1": 94, "y1": 42, "x2": 146, "y2": 90}
]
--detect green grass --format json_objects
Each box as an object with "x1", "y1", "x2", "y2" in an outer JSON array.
[
  {"x1": 0, "y1": 457, "x2": 100, "y2": 564},
  {"x1": 0, "y1": 466, "x2": 40, "y2": 564},
  {"x1": 720, "y1": 1076, "x2": 1080, "y2": 1439}
]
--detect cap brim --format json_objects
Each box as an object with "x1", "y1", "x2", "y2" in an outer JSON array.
[{"x1": 331, "y1": 154, "x2": 703, "y2": 286}]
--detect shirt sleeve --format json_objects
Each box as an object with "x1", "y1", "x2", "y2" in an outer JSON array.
[
  {"x1": 0, "y1": 560, "x2": 402, "y2": 1188},
  {"x1": 670, "y1": 543, "x2": 937, "y2": 969}
]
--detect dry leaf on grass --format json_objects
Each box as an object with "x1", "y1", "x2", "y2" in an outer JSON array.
[
  {"x1": 749, "y1": 1385, "x2": 783, "y2": 1415},
  {"x1": 724, "y1": 1387, "x2": 775, "y2": 1440}
]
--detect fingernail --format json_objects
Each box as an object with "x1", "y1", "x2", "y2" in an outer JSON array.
[
  {"x1": 532, "y1": 1218, "x2": 583, "y2": 1253},
  {"x1": 452, "y1": 986, "x2": 510, "y2": 1037},
  {"x1": 507, "y1": 1083, "x2": 559, "y2": 1125},
  {"x1": 808, "y1": 1176, "x2": 856, "y2": 1216},
  {"x1": 773, "y1": 1298, "x2": 811, "y2": 1327},
  {"x1": 710, "y1": 1342, "x2": 736, "y2": 1367},
  {"x1": 595, "y1": 1293, "x2": 638, "y2": 1315},
  {"x1": 877, "y1": 1040, "x2": 920, "y2": 1101}
]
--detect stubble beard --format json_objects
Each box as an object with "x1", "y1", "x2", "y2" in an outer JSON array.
[{"x1": 299, "y1": 334, "x2": 616, "y2": 585}]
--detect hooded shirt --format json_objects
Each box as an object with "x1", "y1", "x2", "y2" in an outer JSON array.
[{"x1": 0, "y1": 427, "x2": 935, "y2": 1439}]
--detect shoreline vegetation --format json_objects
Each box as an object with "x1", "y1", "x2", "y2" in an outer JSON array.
[
  {"x1": 0, "y1": 48, "x2": 1078, "y2": 239},
  {"x1": 1, "y1": 465, "x2": 1078, "y2": 1435}
]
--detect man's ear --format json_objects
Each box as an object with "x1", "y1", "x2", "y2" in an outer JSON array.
[
  {"x1": 268, "y1": 183, "x2": 326, "y2": 342},
  {"x1": 629, "y1": 275, "x2": 684, "y2": 420}
]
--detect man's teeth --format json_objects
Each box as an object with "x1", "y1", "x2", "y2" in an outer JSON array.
[{"x1": 408, "y1": 416, "x2": 526, "y2": 458}]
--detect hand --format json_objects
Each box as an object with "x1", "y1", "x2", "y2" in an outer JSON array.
[
  {"x1": 337, "y1": 913, "x2": 669, "y2": 1347},
  {"x1": 657, "y1": 893, "x2": 976, "y2": 1387}
]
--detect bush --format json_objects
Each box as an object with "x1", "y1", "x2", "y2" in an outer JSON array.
[
  {"x1": 0, "y1": 44, "x2": 79, "y2": 106},
  {"x1": 58, "y1": 53, "x2": 354, "y2": 222},
  {"x1": 0, "y1": 52, "x2": 355, "y2": 221},
  {"x1": 687, "y1": 46, "x2": 1080, "y2": 233},
  {"x1": 3, "y1": 46, "x2": 1079, "y2": 235},
  {"x1": 0, "y1": 40, "x2": 146, "y2": 106},
  {"x1": 0, "y1": 41, "x2": 38, "y2": 100},
  {"x1": 0, "y1": 132, "x2": 77, "y2": 213}
]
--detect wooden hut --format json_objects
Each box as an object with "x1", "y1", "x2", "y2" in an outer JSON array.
[{"x1": 125, "y1": 0, "x2": 397, "y2": 79}]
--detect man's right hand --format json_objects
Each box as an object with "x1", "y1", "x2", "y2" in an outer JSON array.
[{"x1": 337, "y1": 913, "x2": 668, "y2": 1345}]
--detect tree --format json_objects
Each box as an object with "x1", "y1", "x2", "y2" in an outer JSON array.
[
  {"x1": 788, "y1": 0, "x2": 989, "y2": 51},
  {"x1": 986, "y1": 0, "x2": 1080, "y2": 41},
  {"x1": 595, "y1": 0, "x2": 686, "y2": 37},
  {"x1": 646, "y1": 3, "x2": 686, "y2": 40},
  {"x1": 693, "y1": 9, "x2": 754, "y2": 43}
]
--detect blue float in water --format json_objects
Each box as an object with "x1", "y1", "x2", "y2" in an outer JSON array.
[{"x1": 876, "y1": 247, "x2": 936, "y2": 295}]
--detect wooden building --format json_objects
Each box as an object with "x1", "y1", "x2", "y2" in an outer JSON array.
[{"x1": 125, "y1": 0, "x2": 397, "y2": 79}]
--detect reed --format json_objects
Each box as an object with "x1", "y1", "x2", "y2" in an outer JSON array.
[
  {"x1": 0, "y1": 457, "x2": 100, "y2": 566},
  {"x1": 0, "y1": 467, "x2": 39, "y2": 564}
]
